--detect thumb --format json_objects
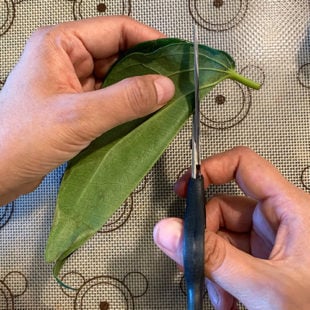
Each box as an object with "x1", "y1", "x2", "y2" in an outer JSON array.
[
  {"x1": 153, "y1": 218, "x2": 273, "y2": 309},
  {"x1": 74, "y1": 74, "x2": 175, "y2": 138}
]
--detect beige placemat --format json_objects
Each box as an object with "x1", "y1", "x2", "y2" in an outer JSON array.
[{"x1": 1, "y1": 1, "x2": 309, "y2": 309}]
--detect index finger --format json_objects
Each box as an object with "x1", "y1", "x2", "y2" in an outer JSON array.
[
  {"x1": 57, "y1": 16, "x2": 165, "y2": 59},
  {"x1": 175, "y1": 146, "x2": 293, "y2": 201}
]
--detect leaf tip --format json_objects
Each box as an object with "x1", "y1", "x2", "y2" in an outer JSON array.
[
  {"x1": 52, "y1": 260, "x2": 78, "y2": 291},
  {"x1": 54, "y1": 274, "x2": 78, "y2": 291}
]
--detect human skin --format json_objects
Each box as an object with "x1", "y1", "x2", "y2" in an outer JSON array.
[
  {"x1": 154, "y1": 146, "x2": 310, "y2": 310},
  {"x1": 0, "y1": 16, "x2": 175, "y2": 205}
]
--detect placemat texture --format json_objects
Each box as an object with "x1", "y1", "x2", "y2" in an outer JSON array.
[{"x1": 0, "y1": 1, "x2": 309, "y2": 309}]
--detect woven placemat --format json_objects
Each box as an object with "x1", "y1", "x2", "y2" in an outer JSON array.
[{"x1": 1, "y1": 1, "x2": 309, "y2": 309}]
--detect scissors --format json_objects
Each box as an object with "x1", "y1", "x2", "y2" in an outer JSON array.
[{"x1": 183, "y1": 23, "x2": 206, "y2": 310}]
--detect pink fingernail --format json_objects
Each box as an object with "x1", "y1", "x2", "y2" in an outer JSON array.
[
  {"x1": 207, "y1": 282, "x2": 219, "y2": 306},
  {"x1": 153, "y1": 219, "x2": 183, "y2": 254},
  {"x1": 154, "y1": 76, "x2": 175, "y2": 105}
]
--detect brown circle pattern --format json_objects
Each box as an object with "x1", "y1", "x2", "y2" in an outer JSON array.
[
  {"x1": 200, "y1": 79, "x2": 251, "y2": 129},
  {"x1": 189, "y1": 0, "x2": 249, "y2": 31},
  {"x1": 2, "y1": 272, "x2": 28, "y2": 298},
  {"x1": 132, "y1": 174, "x2": 150, "y2": 195},
  {"x1": 0, "y1": 0, "x2": 15, "y2": 36},
  {"x1": 70, "y1": 0, "x2": 132, "y2": 20},
  {"x1": 0, "y1": 271, "x2": 28, "y2": 309},
  {"x1": 96, "y1": 3, "x2": 107, "y2": 13},
  {"x1": 301, "y1": 166, "x2": 310, "y2": 191},
  {"x1": 61, "y1": 272, "x2": 86, "y2": 298},
  {"x1": 213, "y1": 0, "x2": 224, "y2": 9},
  {"x1": 73, "y1": 275, "x2": 135, "y2": 309},
  {"x1": 98, "y1": 195, "x2": 133, "y2": 233},
  {"x1": 240, "y1": 65, "x2": 266, "y2": 87},
  {"x1": 123, "y1": 272, "x2": 148, "y2": 298},
  {"x1": 0, "y1": 280, "x2": 13, "y2": 310},
  {"x1": 0, "y1": 202, "x2": 14, "y2": 229},
  {"x1": 297, "y1": 63, "x2": 310, "y2": 88},
  {"x1": 60, "y1": 272, "x2": 148, "y2": 308},
  {"x1": 179, "y1": 275, "x2": 207, "y2": 298},
  {"x1": 200, "y1": 65, "x2": 264, "y2": 130},
  {"x1": 0, "y1": 1, "x2": 308, "y2": 309},
  {"x1": 98, "y1": 172, "x2": 150, "y2": 233}
]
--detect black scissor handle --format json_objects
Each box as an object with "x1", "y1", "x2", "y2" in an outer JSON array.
[{"x1": 183, "y1": 175, "x2": 206, "y2": 310}]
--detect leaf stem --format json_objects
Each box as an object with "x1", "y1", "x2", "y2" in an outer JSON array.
[{"x1": 228, "y1": 69, "x2": 261, "y2": 90}]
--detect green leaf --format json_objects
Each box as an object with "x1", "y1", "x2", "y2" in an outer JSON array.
[{"x1": 45, "y1": 38, "x2": 260, "y2": 287}]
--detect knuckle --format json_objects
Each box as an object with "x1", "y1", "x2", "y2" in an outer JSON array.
[
  {"x1": 27, "y1": 24, "x2": 68, "y2": 49},
  {"x1": 124, "y1": 76, "x2": 156, "y2": 116},
  {"x1": 204, "y1": 231, "x2": 226, "y2": 277},
  {"x1": 216, "y1": 231, "x2": 233, "y2": 244},
  {"x1": 207, "y1": 195, "x2": 223, "y2": 207},
  {"x1": 28, "y1": 25, "x2": 56, "y2": 44},
  {"x1": 119, "y1": 15, "x2": 132, "y2": 23},
  {"x1": 207, "y1": 194, "x2": 237, "y2": 208},
  {"x1": 232, "y1": 145, "x2": 253, "y2": 156},
  {"x1": 31, "y1": 25, "x2": 53, "y2": 37},
  {"x1": 206, "y1": 195, "x2": 227, "y2": 214}
]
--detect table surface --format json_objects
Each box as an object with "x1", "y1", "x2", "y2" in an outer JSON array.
[{"x1": 1, "y1": 1, "x2": 309, "y2": 309}]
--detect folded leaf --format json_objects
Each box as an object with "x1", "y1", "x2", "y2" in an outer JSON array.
[{"x1": 45, "y1": 38, "x2": 260, "y2": 287}]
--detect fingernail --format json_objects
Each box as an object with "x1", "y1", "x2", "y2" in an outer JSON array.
[
  {"x1": 154, "y1": 76, "x2": 175, "y2": 105},
  {"x1": 207, "y1": 282, "x2": 219, "y2": 306},
  {"x1": 153, "y1": 219, "x2": 183, "y2": 260}
]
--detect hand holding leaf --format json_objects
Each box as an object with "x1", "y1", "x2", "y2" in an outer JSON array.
[{"x1": 45, "y1": 38, "x2": 260, "y2": 286}]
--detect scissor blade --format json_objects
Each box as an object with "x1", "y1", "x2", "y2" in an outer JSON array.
[
  {"x1": 183, "y1": 25, "x2": 206, "y2": 310},
  {"x1": 191, "y1": 23, "x2": 200, "y2": 179}
]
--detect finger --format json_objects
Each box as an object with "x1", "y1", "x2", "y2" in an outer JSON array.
[
  {"x1": 206, "y1": 279, "x2": 237, "y2": 310},
  {"x1": 252, "y1": 203, "x2": 277, "y2": 249},
  {"x1": 204, "y1": 231, "x2": 278, "y2": 309},
  {"x1": 19, "y1": 17, "x2": 164, "y2": 91},
  {"x1": 70, "y1": 74, "x2": 175, "y2": 139},
  {"x1": 94, "y1": 55, "x2": 119, "y2": 78},
  {"x1": 217, "y1": 230, "x2": 250, "y2": 253},
  {"x1": 153, "y1": 217, "x2": 276, "y2": 309},
  {"x1": 153, "y1": 218, "x2": 184, "y2": 267},
  {"x1": 175, "y1": 147, "x2": 293, "y2": 202},
  {"x1": 206, "y1": 195, "x2": 256, "y2": 233},
  {"x1": 58, "y1": 16, "x2": 165, "y2": 60},
  {"x1": 250, "y1": 229, "x2": 273, "y2": 259},
  {"x1": 174, "y1": 156, "x2": 285, "y2": 257},
  {"x1": 205, "y1": 195, "x2": 256, "y2": 256}
]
